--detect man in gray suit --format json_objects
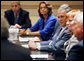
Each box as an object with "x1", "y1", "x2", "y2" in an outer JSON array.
[{"x1": 28, "y1": 4, "x2": 71, "y2": 60}]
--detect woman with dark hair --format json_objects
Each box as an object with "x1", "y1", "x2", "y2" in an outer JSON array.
[
  {"x1": 20, "y1": 2, "x2": 57, "y2": 41},
  {"x1": 38, "y1": 2, "x2": 52, "y2": 18}
]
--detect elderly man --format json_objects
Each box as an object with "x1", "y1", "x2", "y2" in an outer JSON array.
[
  {"x1": 4, "y1": 1, "x2": 32, "y2": 29},
  {"x1": 67, "y1": 12, "x2": 83, "y2": 60},
  {"x1": 28, "y1": 4, "x2": 71, "y2": 60},
  {"x1": 1, "y1": 18, "x2": 32, "y2": 60}
]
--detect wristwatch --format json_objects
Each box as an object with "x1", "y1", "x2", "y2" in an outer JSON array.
[{"x1": 36, "y1": 43, "x2": 40, "y2": 50}]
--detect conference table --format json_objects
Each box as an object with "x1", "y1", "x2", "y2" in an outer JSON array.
[{"x1": 8, "y1": 28, "x2": 54, "y2": 60}]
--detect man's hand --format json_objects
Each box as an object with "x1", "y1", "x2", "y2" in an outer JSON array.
[
  {"x1": 10, "y1": 24, "x2": 22, "y2": 28},
  {"x1": 28, "y1": 41, "x2": 37, "y2": 50},
  {"x1": 14, "y1": 24, "x2": 22, "y2": 28}
]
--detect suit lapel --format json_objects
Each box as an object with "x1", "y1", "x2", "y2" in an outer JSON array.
[
  {"x1": 51, "y1": 25, "x2": 62, "y2": 50},
  {"x1": 57, "y1": 27, "x2": 67, "y2": 40},
  {"x1": 52, "y1": 25, "x2": 62, "y2": 40}
]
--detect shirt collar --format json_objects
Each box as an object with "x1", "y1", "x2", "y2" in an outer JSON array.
[{"x1": 62, "y1": 26, "x2": 66, "y2": 29}]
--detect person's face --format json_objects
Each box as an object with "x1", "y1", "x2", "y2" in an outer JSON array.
[
  {"x1": 11, "y1": 2, "x2": 20, "y2": 13},
  {"x1": 57, "y1": 10, "x2": 67, "y2": 27},
  {"x1": 40, "y1": 3, "x2": 48, "y2": 15},
  {"x1": 71, "y1": 20, "x2": 83, "y2": 41},
  {"x1": 66, "y1": 16, "x2": 74, "y2": 31}
]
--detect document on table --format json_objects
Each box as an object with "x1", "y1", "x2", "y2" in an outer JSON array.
[
  {"x1": 21, "y1": 44, "x2": 29, "y2": 48},
  {"x1": 19, "y1": 36, "x2": 40, "y2": 42},
  {"x1": 30, "y1": 54, "x2": 48, "y2": 59},
  {"x1": 30, "y1": 50, "x2": 49, "y2": 59}
]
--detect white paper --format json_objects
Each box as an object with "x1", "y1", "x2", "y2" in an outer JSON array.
[
  {"x1": 19, "y1": 37, "x2": 29, "y2": 42},
  {"x1": 30, "y1": 54, "x2": 48, "y2": 58},
  {"x1": 21, "y1": 44, "x2": 29, "y2": 48},
  {"x1": 19, "y1": 36, "x2": 40, "y2": 42}
]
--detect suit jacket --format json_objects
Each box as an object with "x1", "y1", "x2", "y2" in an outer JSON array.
[
  {"x1": 29, "y1": 15, "x2": 57, "y2": 41},
  {"x1": 39, "y1": 21, "x2": 60, "y2": 51},
  {"x1": 67, "y1": 40, "x2": 83, "y2": 60},
  {"x1": 1, "y1": 38, "x2": 32, "y2": 60},
  {"x1": 39, "y1": 21, "x2": 71, "y2": 60},
  {"x1": 64, "y1": 35, "x2": 79, "y2": 58},
  {"x1": 4, "y1": 8, "x2": 32, "y2": 29},
  {"x1": 40, "y1": 22, "x2": 71, "y2": 51}
]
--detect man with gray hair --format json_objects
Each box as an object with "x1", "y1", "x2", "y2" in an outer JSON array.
[
  {"x1": 67, "y1": 12, "x2": 83, "y2": 60},
  {"x1": 5, "y1": 1, "x2": 32, "y2": 29},
  {"x1": 1, "y1": 18, "x2": 32, "y2": 60},
  {"x1": 58, "y1": 4, "x2": 71, "y2": 13}
]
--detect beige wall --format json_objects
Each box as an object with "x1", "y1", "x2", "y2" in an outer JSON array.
[{"x1": 1, "y1": 1, "x2": 83, "y2": 25}]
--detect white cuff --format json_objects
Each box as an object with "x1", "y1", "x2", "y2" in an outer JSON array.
[{"x1": 36, "y1": 42, "x2": 41, "y2": 50}]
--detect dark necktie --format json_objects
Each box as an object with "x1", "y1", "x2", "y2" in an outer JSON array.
[{"x1": 14, "y1": 13, "x2": 18, "y2": 24}]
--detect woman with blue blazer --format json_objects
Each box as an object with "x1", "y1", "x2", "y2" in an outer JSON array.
[{"x1": 20, "y1": 2, "x2": 57, "y2": 41}]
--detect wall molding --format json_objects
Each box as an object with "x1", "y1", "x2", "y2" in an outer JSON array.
[{"x1": 1, "y1": 5, "x2": 83, "y2": 9}]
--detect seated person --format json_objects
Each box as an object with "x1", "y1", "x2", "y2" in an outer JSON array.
[
  {"x1": 64, "y1": 10, "x2": 80, "y2": 58},
  {"x1": 20, "y1": 2, "x2": 57, "y2": 41},
  {"x1": 1, "y1": 18, "x2": 32, "y2": 60},
  {"x1": 28, "y1": 5, "x2": 72, "y2": 60},
  {"x1": 67, "y1": 12, "x2": 83, "y2": 60},
  {"x1": 4, "y1": 1, "x2": 32, "y2": 29}
]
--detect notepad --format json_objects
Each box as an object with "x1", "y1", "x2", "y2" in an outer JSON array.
[
  {"x1": 19, "y1": 36, "x2": 40, "y2": 42},
  {"x1": 21, "y1": 44, "x2": 29, "y2": 48},
  {"x1": 30, "y1": 54, "x2": 48, "y2": 58}
]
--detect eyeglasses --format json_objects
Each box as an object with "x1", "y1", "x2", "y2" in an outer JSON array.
[{"x1": 40, "y1": 7, "x2": 47, "y2": 9}]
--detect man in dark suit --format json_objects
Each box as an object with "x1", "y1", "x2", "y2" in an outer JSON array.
[
  {"x1": 4, "y1": 1, "x2": 32, "y2": 29},
  {"x1": 1, "y1": 18, "x2": 32, "y2": 60},
  {"x1": 67, "y1": 12, "x2": 83, "y2": 60},
  {"x1": 28, "y1": 6, "x2": 71, "y2": 60}
]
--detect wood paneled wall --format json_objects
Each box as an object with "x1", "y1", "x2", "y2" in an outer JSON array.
[{"x1": 1, "y1": 1, "x2": 83, "y2": 25}]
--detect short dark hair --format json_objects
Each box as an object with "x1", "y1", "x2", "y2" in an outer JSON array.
[
  {"x1": 11, "y1": 1, "x2": 20, "y2": 5},
  {"x1": 38, "y1": 2, "x2": 52, "y2": 18}
]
